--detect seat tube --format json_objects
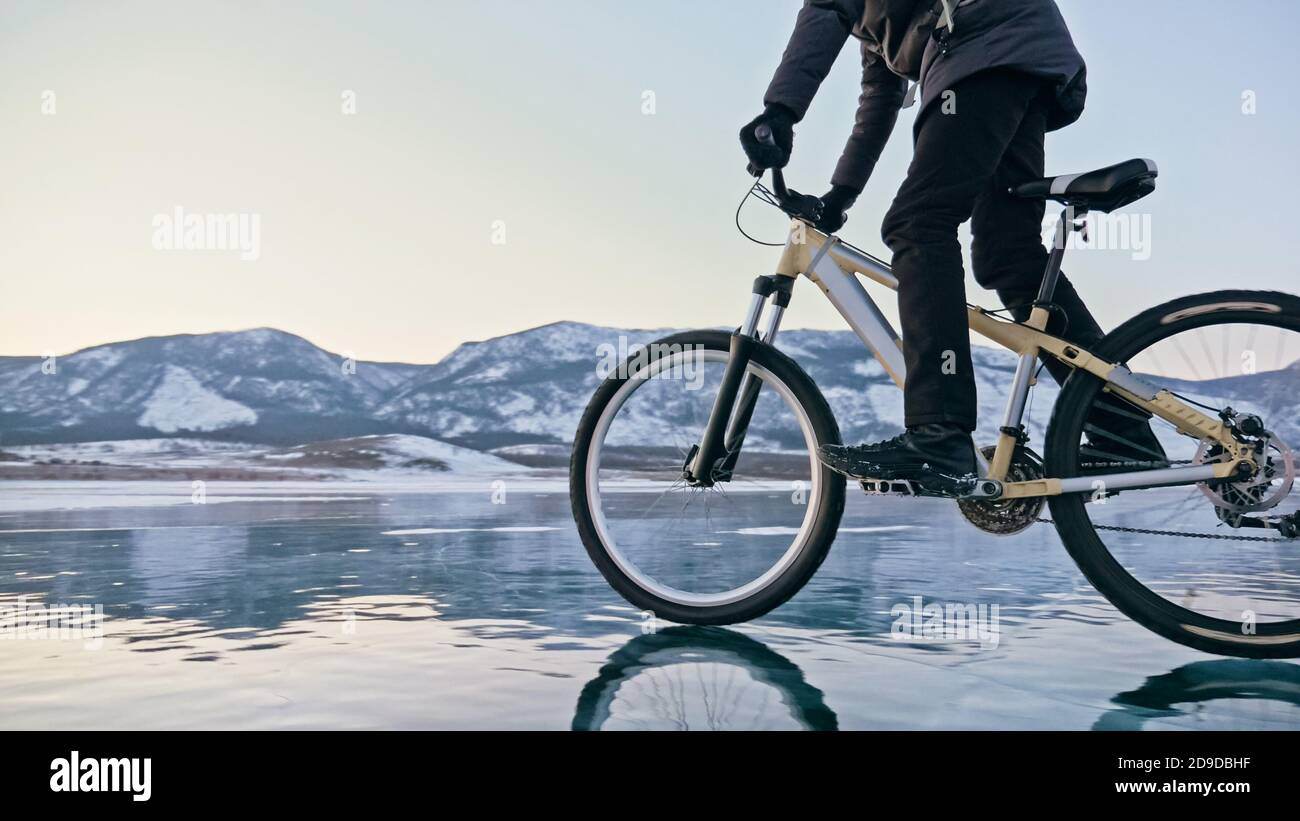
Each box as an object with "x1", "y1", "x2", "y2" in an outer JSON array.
[
  {"x1": 989, "y1": 350, "x2": 1038, "y2": 479},
  {"x1": 990, "y1": 211, "x2": 1076, "y2": 479}
]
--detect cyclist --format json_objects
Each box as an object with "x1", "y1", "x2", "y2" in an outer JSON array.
[{"x1": 740, "y1": 0, "x2": 1163, "y2": 493}]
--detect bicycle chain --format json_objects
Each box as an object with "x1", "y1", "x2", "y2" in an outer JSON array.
[
  {"x1": 1032, "y1": 517, "x2": 1287, "y2": 543},
  {"x1": 873, "y1": 458, "x2": 1292, "y2": 542}
]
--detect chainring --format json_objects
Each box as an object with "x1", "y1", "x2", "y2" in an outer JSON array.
[{"x1": 958, "y1": 445, "x2": 1045, "y2": 536}]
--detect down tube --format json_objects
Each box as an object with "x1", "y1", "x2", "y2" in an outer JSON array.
[{"x1": 806, "y1": 246, "x2": 906, "y2": 388}]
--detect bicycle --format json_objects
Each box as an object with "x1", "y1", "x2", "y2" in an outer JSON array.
[{"x1": 570, "y1": 126, "x2": 1300, "y2": 658}]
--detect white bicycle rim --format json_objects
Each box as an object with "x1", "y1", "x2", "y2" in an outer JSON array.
[{"x1": 584, "y1": 348, "x2": 824, "y2": 607}]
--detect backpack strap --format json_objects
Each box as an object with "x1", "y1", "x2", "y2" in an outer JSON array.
[{"x1": 937, "y1": 0, "x2": 956, "y2": 31}]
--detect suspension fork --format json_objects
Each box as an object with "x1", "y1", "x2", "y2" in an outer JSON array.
[{"x1": 684, "y1": 275, "x2": 794, "y2": 486}]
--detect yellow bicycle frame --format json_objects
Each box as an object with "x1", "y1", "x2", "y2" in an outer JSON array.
[{"x1": 767, "y1": 220, "x2": 1253, "y2": 499}]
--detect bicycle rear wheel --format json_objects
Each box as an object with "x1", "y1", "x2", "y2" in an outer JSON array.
[
  {"x1": 570, "y1": 330, "x2": 845, "y2": 625},
  {"x1": 1046, "y1": 290, "x2": 1300, "y2": 657}
]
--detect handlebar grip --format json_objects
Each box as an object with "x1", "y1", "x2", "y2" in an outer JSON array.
[
  {"x1": 750, "y1": 121, "x2": 789, "y2": 198},
  {"x1": 749, "y1": 123, "x2": 778, "y2": 178}
]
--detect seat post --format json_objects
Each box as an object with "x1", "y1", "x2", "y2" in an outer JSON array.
[{"x1": 1027, "y1": 206, "x2": 1085, "y2": 330}]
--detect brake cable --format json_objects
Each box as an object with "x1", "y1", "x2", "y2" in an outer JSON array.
[{"x1": 735, "y1": 180, "x2": 788, "y2": 247}]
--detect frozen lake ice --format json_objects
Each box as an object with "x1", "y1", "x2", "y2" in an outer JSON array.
[{"x1": 1, "y1": 479, "x2": 1298, "y2": 730}]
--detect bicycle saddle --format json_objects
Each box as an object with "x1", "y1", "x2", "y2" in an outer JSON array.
[{"x1": 1011, "y1": 158, "x2": 1158, "y2": 212}]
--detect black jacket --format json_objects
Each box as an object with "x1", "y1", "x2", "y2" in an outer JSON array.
[{"x1": 763, "y1": 0, "x2": 1087, "y2": 193}]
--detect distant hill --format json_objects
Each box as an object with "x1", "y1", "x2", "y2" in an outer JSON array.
[{"x1": 2, "y1": 322, "x2": 1295, "y2": 462}]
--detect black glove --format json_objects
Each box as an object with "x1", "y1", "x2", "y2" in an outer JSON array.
[
  {"x1": 739, "y1": 104, "x2": 795, "y2": 174},
  {"x1": 781, "y1": 188, "x2": 826, "y2": 223},
  {"x1": 814, "y1": 185, "x2": 859, "y2": 234}
]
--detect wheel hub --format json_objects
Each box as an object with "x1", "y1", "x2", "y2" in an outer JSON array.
[{"x1": 1195, "y1": 431, "x2": 1295, "y2": 520}]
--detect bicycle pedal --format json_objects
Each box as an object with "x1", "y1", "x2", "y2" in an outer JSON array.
[
  {"x1": 858, "y1": 478, "x2": 952, "y2": 498},
  {"x1": 859, "y1": 478, "x2": 921, "y2": 496}
]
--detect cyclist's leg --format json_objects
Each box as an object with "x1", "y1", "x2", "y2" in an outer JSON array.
[
  {"x1": 882, "y1": 69, "x2": 1047, "y2": 431},
  {"x1": 970, "y1": 105, "x2": 1162, "y2": 460},
  {"x1": 969, "y1": 91, "x2": 1104, "y2": 388}
]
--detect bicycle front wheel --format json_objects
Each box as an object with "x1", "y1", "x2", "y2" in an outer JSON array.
[
  {"x1": 570, "y1": 330, "x2": 845, "y2": 625},
  {"x1": 1046, "y1": 290, "x2": 1300, "y2": 657}
]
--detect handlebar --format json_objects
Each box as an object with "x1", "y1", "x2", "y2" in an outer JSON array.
[{"x1": 747, "y1": 123, "x2": 824, "y2": 224}]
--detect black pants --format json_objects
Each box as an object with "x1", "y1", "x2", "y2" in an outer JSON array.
[{"x1": 881, "y1": 69, "x2": 1104, "y2": 431}]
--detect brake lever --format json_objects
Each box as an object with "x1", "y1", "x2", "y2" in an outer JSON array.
[{"x1": 783, "y1": 189, "x2": 825, "y2": 223}]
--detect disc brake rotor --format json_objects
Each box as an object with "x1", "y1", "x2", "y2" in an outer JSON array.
[{"x1": 1195, "y1": 434, "x2": 1296, "y2": 515}]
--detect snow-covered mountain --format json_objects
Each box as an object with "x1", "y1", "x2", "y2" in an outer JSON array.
[
  {"x1": 0, "y1": 328, "x2": 423, "y2": 446},
  {"x1": 371, "y1": 321, "x2": 1072, "y2": 452},
  {"x1": 0, "y1": 322, "x2": 1026, "y2": 450},
  {"x1": 2, "y1": 323, "x2": 1296, "y2": 461}
]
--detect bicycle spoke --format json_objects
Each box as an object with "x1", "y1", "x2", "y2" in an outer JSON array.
[
  {"x1": 580, "y1": 341, "x2": 831, "y2": 607},
  {"x1": 1067, "y1": 314, "x2": 1300, "y2": 634}
]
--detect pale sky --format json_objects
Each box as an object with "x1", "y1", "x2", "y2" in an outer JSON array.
[{"x1": 2, "y1": 1, "x2": 1297, "y2": 362}]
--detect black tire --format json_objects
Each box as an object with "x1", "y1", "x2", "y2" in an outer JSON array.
[
  {"x1": 1045, "y1": 289, "x2": 1300, "y2": 658},
  {"x1": 570, "y1": 330, "x2": 846, "y2": 625}
]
